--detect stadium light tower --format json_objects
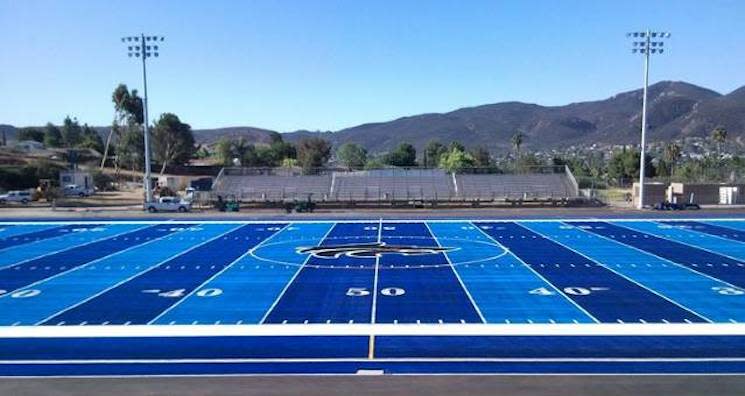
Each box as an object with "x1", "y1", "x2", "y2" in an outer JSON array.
[
  {"x1": 627, "y1": 30, "x2": 670, "y2": 209},
  {"x1": 120, "y1": 34, "x2": 164, "y2": 203}
]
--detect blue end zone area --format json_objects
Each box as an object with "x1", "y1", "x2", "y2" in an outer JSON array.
[{"x1": 1, "y1": 218, "x2": 745, "y2": 376}]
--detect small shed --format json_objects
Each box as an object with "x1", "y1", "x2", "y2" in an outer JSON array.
[
  {"x1": 632, "y1": 182, "x2": 667, "y2": 208},
  {"x1": 59, "y1": 170, "x2": 92, "y2": 189}
]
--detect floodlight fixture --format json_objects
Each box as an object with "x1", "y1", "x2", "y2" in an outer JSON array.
[
  {"x1": 626, "y1": 29, "x2": 670, "y2": 209},
  {"x1": 119, "y1": 34, "x2": 166, "y2": 203}
]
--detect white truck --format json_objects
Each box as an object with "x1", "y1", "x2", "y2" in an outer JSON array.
[
  {"x1": 62, "y1": 184, "x2": 95, "y2": 197},
  {"x1": 144, "y1": 196, "x2": 192, "y2": 213},
  {"x1": 0, "y1": 190, "x2": 32, "y2": 204}
]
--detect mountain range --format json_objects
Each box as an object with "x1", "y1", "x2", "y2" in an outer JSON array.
[{"x1": 3, "y1": 80, "x2": 744, "y2": 155}]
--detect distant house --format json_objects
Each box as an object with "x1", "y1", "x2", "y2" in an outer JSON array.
[{"x1": 14, "y1": 140, "x2": 44, "y2": 152}]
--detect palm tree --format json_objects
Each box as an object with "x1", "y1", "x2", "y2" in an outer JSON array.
[
  {"x1": 711, "y1": 126, "x2": 728, "y2": 158},
  {"x1": 663, "y1": 142, "x2": 681, "y2": 177},
  {"x1": 511, "y1": 132, "x2": 524, "y2": 171},
  {"x1": 511, "y1": 132, "x2": 524, "y2": 158}
]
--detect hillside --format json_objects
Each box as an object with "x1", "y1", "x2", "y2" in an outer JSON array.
[
  {"x1": 283, "y1": 81, "x2": 733, "y2": 153},
  {"x1": 3, "y1": 81, "x2": 744, "y2": 154}
]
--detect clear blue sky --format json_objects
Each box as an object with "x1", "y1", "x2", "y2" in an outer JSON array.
[{"x1": 1, "y1": 0, "x2": 744, "y2": 132}]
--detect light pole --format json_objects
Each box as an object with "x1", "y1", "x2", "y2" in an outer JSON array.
[
  {"x1": 121, "y1": 34, "x2": 164, "y2": 203},
  {"x1": 627, "y1": 30, "x2": 670, "y2": 209}
]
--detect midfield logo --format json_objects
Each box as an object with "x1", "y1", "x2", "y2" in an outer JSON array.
[{"x1": 297, "y1": 242, "x2": 455, "y2": 259}]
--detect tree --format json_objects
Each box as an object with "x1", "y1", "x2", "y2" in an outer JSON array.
[
  {"x1": 711, "y1": 126, "x2": 728, "y2": 158},
  {"x1": 297, "y1": 137, "x2": 332, "y2": 171},
  {"x1": 423, "y1": 140, "x2": 446, "y2": 168},
  {"x1": 152, "y1": 113, "x2": 195, "y2": 174},
  {"x1": 105, "y1": 84, "x2": 145, "y2": 169},
  {"x1": 17, "y1": 128, "x2": 44, "y2": 143},
  {"x1": 79, "y1": 124, "x2": 104, "y2": 152},
  {"x1": 438, "y1": 146, "x2": 475, "y2": 173},
  {"x1": 43, "y1": 123, "x2": 63, "y2": 148},
  {"x1": 511, "y1": 132, "x2": 524, "y2": 161},
  {"x1": 215, "y1": 137, "x2": 235, "y2": 166},
  {"x1": 383, "y1": 143, "x2": 417, "y2": 167},
  {"x1": 115, "y1": 124, "x2": 144, "y2": 177},
  {"x1": 607, "y1": 147, "x2": 654, "y2": 184},
  {"x1": 470, "y1": 147, "x2": 491, "y2": 168},
  {"x1": 337, "y1": 143, "x2": 368, "y2": 170},
  {"x1": 663, "y1": 142, "x2": 681, "y2": 177},
  {"x1": 61, "y1": 116, "x2": 82, "y2": 147}
]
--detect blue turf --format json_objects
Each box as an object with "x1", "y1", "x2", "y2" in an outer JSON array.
[
  {"x1": 475, "y1": 222, "x2": 706, "y2": 323},
  {"x1": 522, "y1": 221, "x2": 745, "y2": 323},
  {"x1": 263, "y1": 222, "x2": 377, "y2": 324},
  {"x1": 572, "y1": 221, "x2": 745, "y2": 291},
  {"x1": 0, "y1": 224, "x2": 237, "y2": 325},
  {"x1": 2, "y1": 220, "x2": 745, "y2": 376},
  {"x1": 0, "y1": 224, "x2": 177, "y2": 295},
  {"x1": 0, "y1": 224, "x2": 143, "y2": 269},
  {"x1": 154, "y1": 222, "x2": 335, "y2": 325},
  {"x1": 620, "y1": 221, "x2": 745, "y2": 262},
  {"x1": 0, "y1": 223, "x2": 103, "y2": 252},
  {"x1": 666, "y1": 221, "x2": 745, "y2": 243},
  {"x1": 427, "y1": 222, "x2": 594, "y2": 323},
  {"x1": 375, "y1": 222, "x2": 482, "y2": 324},
  {"x1": 40, "y1": 224, "x2": 282, "y2": 325}
]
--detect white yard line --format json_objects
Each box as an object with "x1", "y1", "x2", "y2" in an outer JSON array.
[
  {"x1": 34, "y1": 225, "x2": 244, "y2": 325},
  {"x1": 565, "y1": 222, "x2": 745, "y2": 292},
  {"x1": 147, "y1": 224, "x2": 290, "y2": 324},
  {"x1": 0, "y1": 225, "x2": 184, "y2": 300},
  {"x1": 522, "y1": 222, "x2": 713, "y2": 323},
  {"x1": 604, "y1": 221, "x2": 745, "y2": 264},
  {"x1": 470, "y1": 222, "x2": 601, "y2": 324},
  {"x1": 258, "y1": 224, "x2": 337, "y2": 324},
  {"x1": 424, "y1": 222, "x2": 486, "y2": 324},
  {"x1": 0, "y1": 224, "x2": 152, "y2": 270}
]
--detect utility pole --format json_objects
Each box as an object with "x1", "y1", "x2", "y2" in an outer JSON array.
[
  {"x1": 121, "y1": 34, "x2": 164, "y2": 203},
  {"x1": 627, "y1": 30, "x2": 670, "y2": 209}
]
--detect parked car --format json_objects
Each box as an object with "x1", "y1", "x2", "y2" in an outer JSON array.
[
  {"x1": 0, "y1": 190, "x2": 32, "y2": 204},
  {"x1": 144, "y1": 196, "x2": 192, "y2": 213},
  {"x1": 62, "y1": 184, "x2": 94, "y2": 197},
  {"x1": 653, "y1": 201, "x2": 701, "y2": 211}
]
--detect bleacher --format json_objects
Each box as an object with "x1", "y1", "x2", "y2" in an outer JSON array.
[
  {"x1": 212, "y1": 166, "x2": 580, "y2": 206},
  {"x1": 456, "y1": 173, "x2": 577, "y2": 201},
  {"x1": 331, "y1": 169, "x2": 455, "y2": 201}
]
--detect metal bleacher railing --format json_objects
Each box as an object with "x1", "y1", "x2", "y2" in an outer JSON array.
[{"x1": 211, "y1": 166, "x2": 580, "y2": 204}]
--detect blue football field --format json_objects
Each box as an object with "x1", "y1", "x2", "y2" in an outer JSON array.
[{"x1": 2, "y1": 218, "x2": 745, "y2": 376}]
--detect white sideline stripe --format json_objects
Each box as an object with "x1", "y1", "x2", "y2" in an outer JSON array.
[
  {"x1": 147, "y1": 224, "x2": 290, "y2": 324},
  {"x1": 424, "y1": 221, "x2": 486, "y2": 324},
  {"x1": 3, "y1": 323, "x2": 745, "y2": 338},
  {"x1": 524, "y1": 222, "x2": 714, "y2": 323},
  {"x1": 2, "y1": 357, "x2": 745, "y2": 364},
  {"x1": 470, "y1": 221, "x2": 601, "y2": 324},
  {"x1": 258, "y1": 223, "x2": 337, "y2": 324},
  {"x1": 33, "y1": 224, "x2": 244, "y2": 325},
  {"x1": 2, "y1": 218, "x2": 745, "y2": 226}
]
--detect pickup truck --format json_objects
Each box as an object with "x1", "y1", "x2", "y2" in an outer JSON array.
[
  {"x1": 144, "y1": 196, "x2": 192, "y2": 213},
  {"x1": 62, "y1": 184, "x2": 95, "y2": 197},
  {"x1": 0, "y1": 190, "x2": 32, "y2": 204}
]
